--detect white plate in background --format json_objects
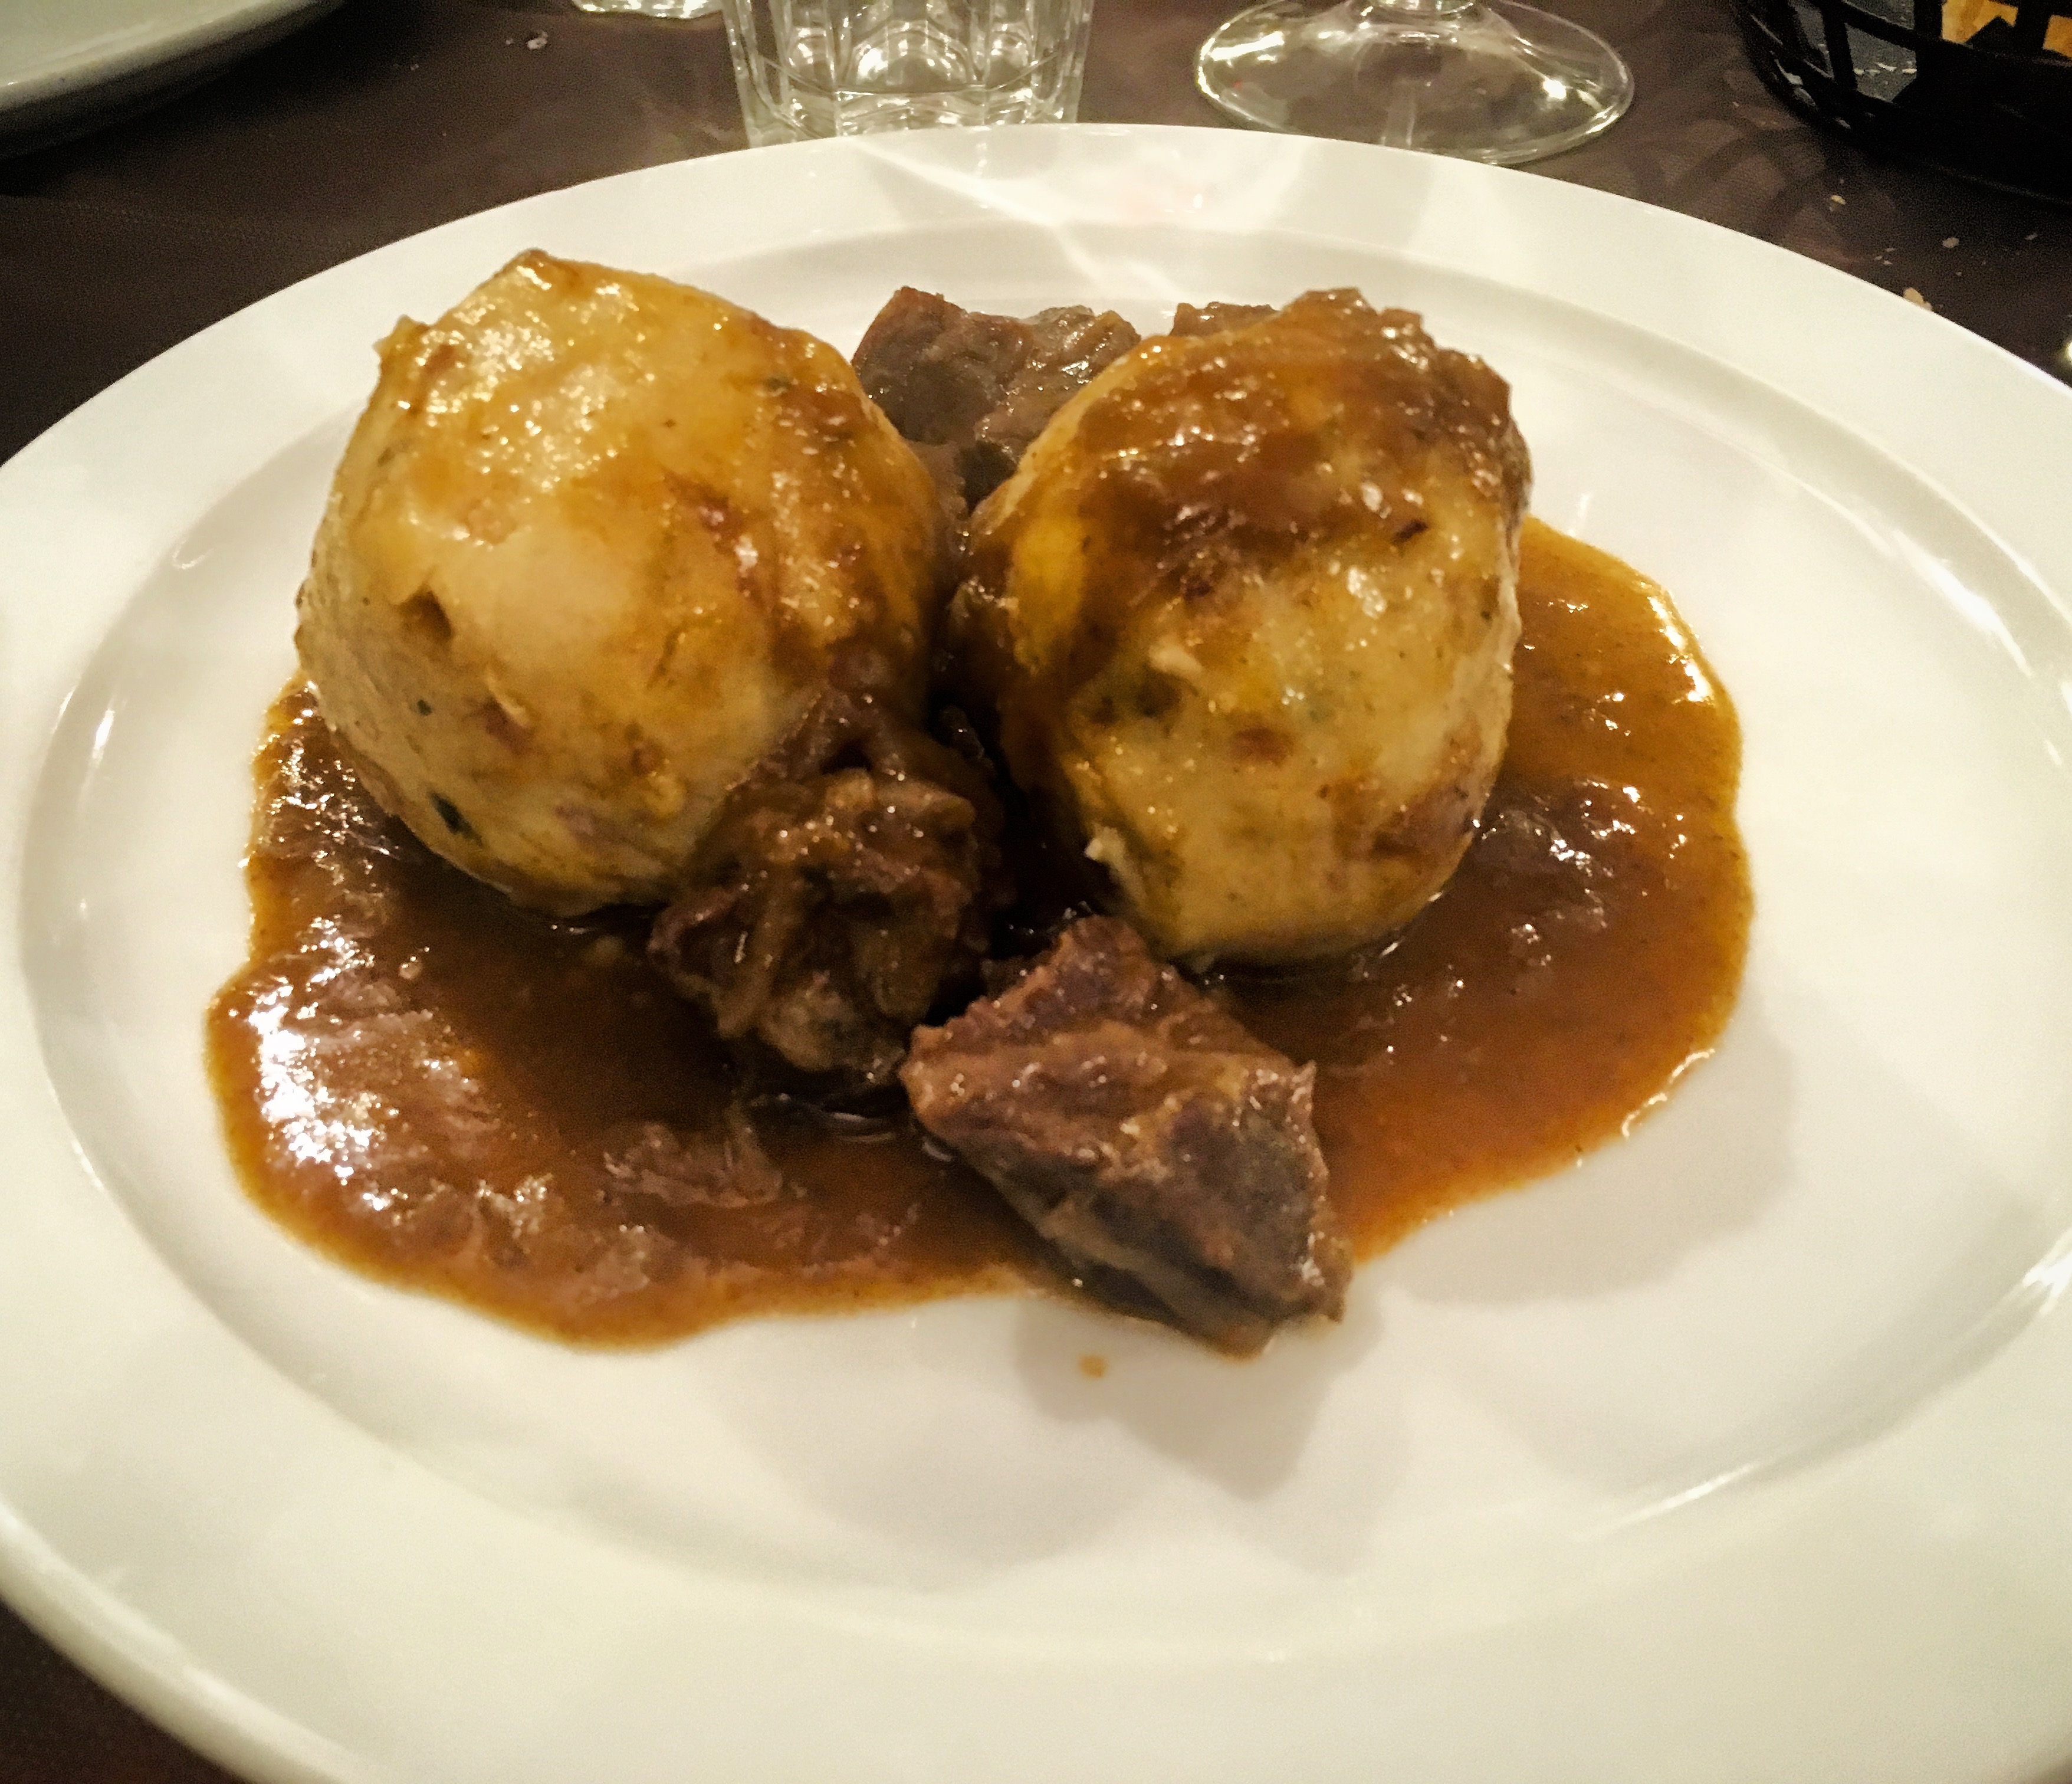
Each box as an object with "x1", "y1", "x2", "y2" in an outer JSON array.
[
  {"x1": 0, "y1": 0, "x2": 339, "y2": 148},
  {"x1": 3, "y1": 126, "x2": 2072, "y2": 1784}
]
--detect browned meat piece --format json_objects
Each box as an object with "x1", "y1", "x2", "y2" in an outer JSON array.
[
  {"x1": 853, "y1": 287, "x2": 1141, "y2": 509},
  {"x1": 1168, "y1": 301, "x2": 1278, "y2": 337},
  {"x1": 901, "y1": 916, "x2": 1350, "y2": 1353},
  {"x1": 650, "y1": 654, "x2": 1006, "y2": 1095},
  {"x1": 602, "y1": 1109, "x2": 788, "y2": 1211}
]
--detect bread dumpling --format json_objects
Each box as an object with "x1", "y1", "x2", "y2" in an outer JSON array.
[
  {"x1": 949, "y1": 290, "x2": 1529, "y2": 965},
  {"x1": 297, "y1": 251, "x2": 945, "y2": 915}
]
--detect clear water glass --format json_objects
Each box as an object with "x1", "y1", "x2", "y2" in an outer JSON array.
[
  {"x1": 570, "y1": 0, "x2": 721, "y2": 17},
  {"x1": 720, "y1": 0, "x2": 1096, "y2": 144}
]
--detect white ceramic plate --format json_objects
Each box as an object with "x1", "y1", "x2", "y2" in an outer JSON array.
[
  {"x1": 5, "y1": 126, "x2": 2072, "y2": 1784},
  {"x1": 0, "y1": 0, "x2": 339, "y2": 148}
]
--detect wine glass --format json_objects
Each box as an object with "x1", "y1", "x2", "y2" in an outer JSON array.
[{"x1": 1196, "y1": 0, "x2": 1632, "y2": 165}]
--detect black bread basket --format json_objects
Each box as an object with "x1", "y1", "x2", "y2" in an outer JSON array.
[{"x1": 1731, "y1": 0, "x2": 2072, "y2": 201}]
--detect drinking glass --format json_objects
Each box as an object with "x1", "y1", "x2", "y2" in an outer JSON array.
[
  {"x1": 720, "y1": 0, "x2": 1096, "y2": 145},
  {"x1": 570, "y1": 0, "x2": 721, "y2": 17},
  {"x1": 1197, "y1": 0, "x2": 1631, "y2": 165}
]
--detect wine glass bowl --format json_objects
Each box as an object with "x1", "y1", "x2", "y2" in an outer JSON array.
[{"x1": 1197, "y1": 0, "x2": 1633, "y2": 165}]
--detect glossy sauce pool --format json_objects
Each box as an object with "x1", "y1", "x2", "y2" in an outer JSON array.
[{"x1": 206, "y1": 519, "x2": 1749, "y2": 1345}]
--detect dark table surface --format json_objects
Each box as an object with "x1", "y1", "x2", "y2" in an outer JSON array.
[{"x1": 1, "y1": 0, "x2": 2067, "y2": 1777}]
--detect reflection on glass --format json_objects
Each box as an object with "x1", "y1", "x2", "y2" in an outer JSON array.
[{"x1": 1197, "y1": 0, "x2": 1632, "y2": 165}]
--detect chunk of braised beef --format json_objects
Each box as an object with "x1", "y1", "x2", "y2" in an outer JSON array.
[
  {"x1": 602, "y1": 1107, "x2": 787, "y2": 1211},
  {"x1": 649, "y1": 658, "x2": 1007, "y2": 1096},
  {"x1": 852, "y1": 287, "x2": 1142, "y2": 509},
  {"x1": 899, "y1": 916, "x2": 1350, "y2": 1353},
  {"x1": 1167, "y1": 301, "x2": 1278, "y2": 337}
]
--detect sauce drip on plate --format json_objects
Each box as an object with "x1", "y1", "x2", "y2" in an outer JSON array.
[{"x1": 206, "y1": 519, "x2": 1749, "y2": 1343}]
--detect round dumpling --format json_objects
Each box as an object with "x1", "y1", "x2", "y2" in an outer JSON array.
[
  {"x1": 297, "y1": 251, "x2": 945, "y2": 914},
  {"x1": 950, "y1": 290, "x2": 1529, "y2": 966}
]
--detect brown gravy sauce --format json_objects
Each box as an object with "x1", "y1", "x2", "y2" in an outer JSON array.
[{"x1": 206, "y1": 520, "x2": 1749, "y2": 1346}]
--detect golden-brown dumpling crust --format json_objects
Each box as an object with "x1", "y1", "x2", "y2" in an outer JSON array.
[
  {"x1": 297, "y1": 251, "x2": 944, "y2": 914},
  {"x1": 951, "y1": 289, "x2": 1531, "y2": 965}
]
